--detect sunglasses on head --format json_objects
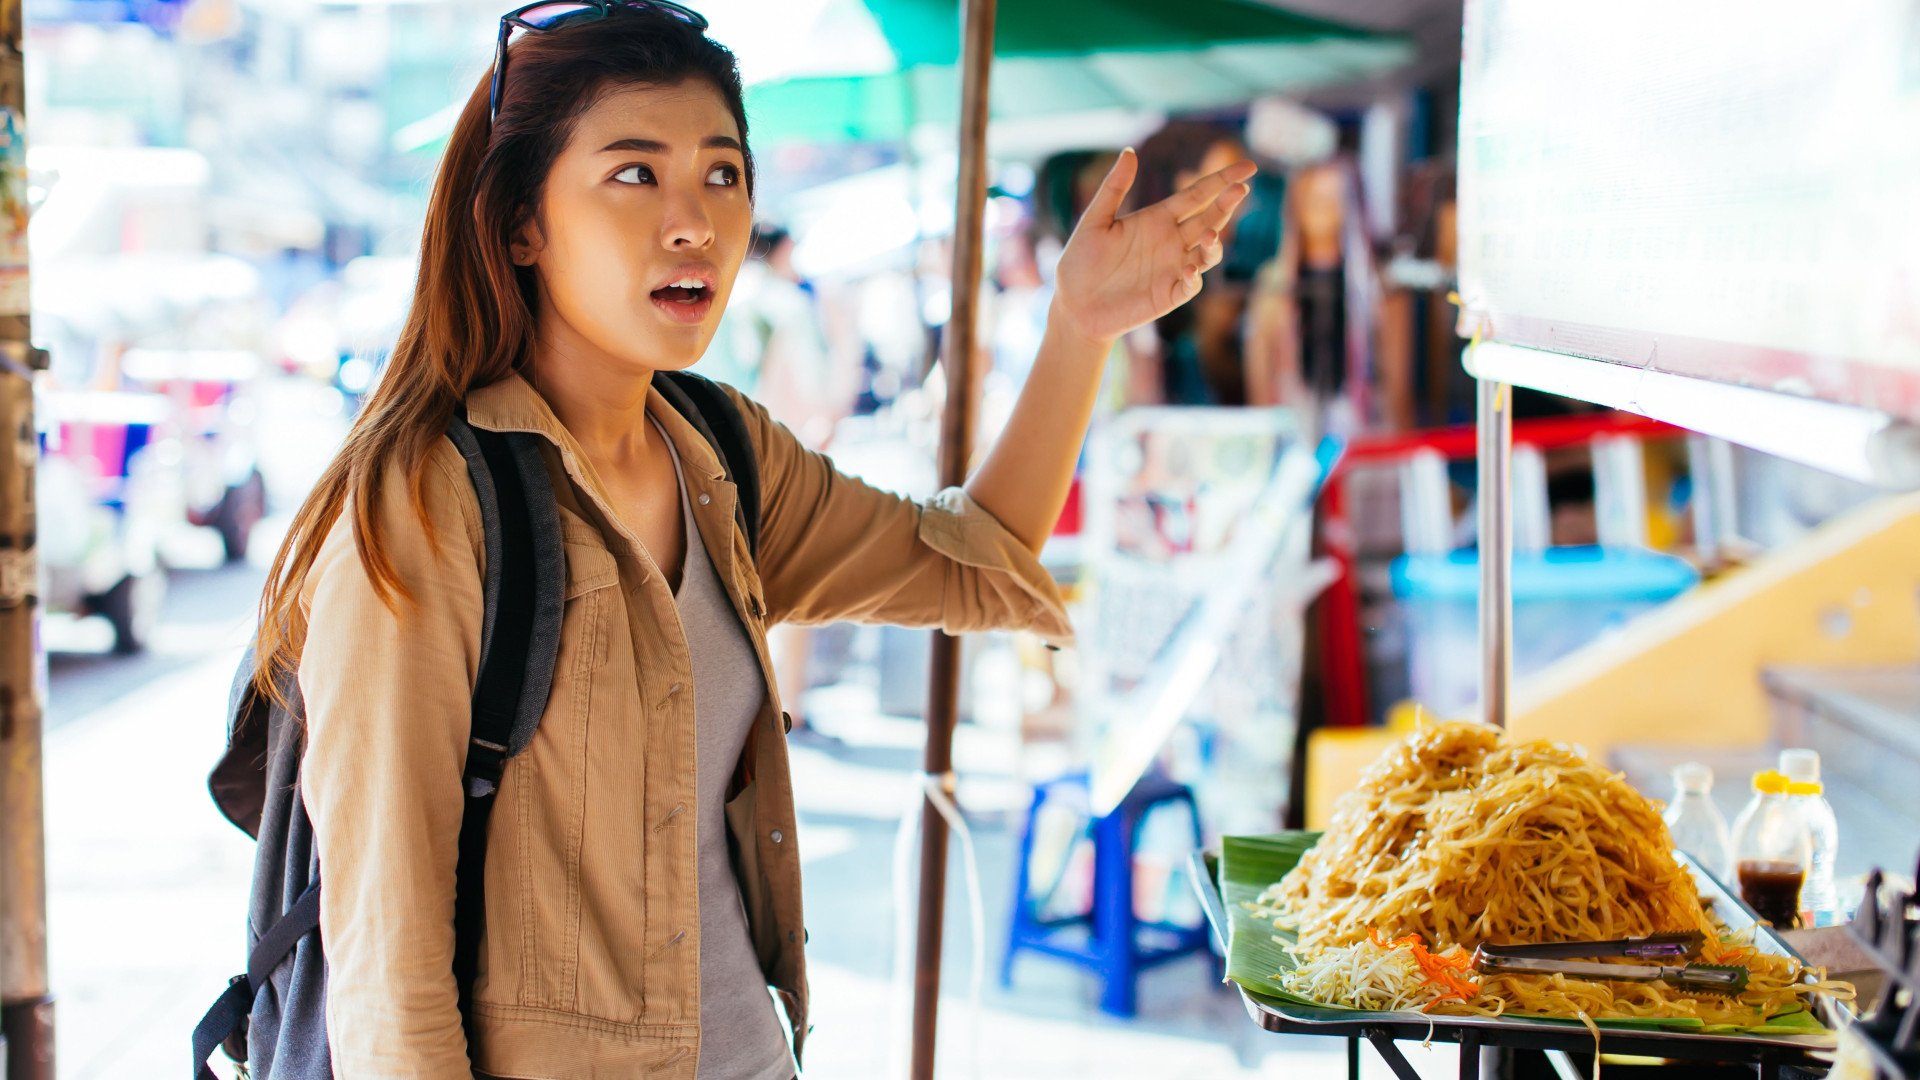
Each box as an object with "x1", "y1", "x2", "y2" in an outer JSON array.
[{"x1": 489, "y1": 0, "x2": 710, "y2": 125}]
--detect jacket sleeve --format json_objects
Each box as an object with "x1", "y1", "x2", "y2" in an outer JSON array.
[
  {"x1": 733, "y1": 387, "x2": 1075, "y2": 647},
  {"x1": 297, "y1": 442, "x2": 483, "y2": 1078}
]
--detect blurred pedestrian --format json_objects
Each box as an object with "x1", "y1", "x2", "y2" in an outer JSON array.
[
  {"x1": 737, "y1": 223, "x2": 858, "y2": 740},
  {"x1": 1244, "y1": 157, "x2": 1383, "y2": 435}
]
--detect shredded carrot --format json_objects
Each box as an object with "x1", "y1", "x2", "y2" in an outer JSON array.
[{"x1": 1366, "y1": 926, "x2": 1481, "y2": 1010}]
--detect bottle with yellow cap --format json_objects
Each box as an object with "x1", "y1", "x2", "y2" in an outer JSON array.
[
  {"x1": 1779, "y1": 748, "x2": 1841, "y2": 926},
  {"x1": 1728, "y1": 769, "x2": 1813, "y2": 929}
]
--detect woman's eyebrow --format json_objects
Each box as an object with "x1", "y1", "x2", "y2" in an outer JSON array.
[{"x1": 598, "y1": 135, "x2": 743, "y2": 153}]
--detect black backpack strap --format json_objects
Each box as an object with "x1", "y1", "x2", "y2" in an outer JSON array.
[
  {"x1": 444, "y1": 412, "x2": 565, "y2": 1027},
  {"x1": 194, "y1": 416, "x2": 566, "y2": 1079},
  {"x1": 656, "y1": 370, "x2": 761, "y2": 561},
  {"x1": 192, "y1": 881, "x2": 322, "y2": 1079},
  {"x1": 446, "y1": 412, "x2": 566, "y2": 763}
]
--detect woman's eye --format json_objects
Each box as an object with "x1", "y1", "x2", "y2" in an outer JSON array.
[
  {"x1": 613, "y1": 164, "x2": 654, "y2": 185},
  {"x1": 707, "y1": 163, "x2": 740, "y2": 186}
]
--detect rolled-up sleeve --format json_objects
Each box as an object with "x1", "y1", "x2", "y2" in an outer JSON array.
[
  {"x1": 297, "y1": 445, "x2": 482, "y2": 1078},
  {"x1": 736, "y1": 388, "x2": 1074, "y2": 648}
]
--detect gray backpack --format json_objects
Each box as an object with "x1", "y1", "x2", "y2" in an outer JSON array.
[{"x1": 193, "y1": 373, "x2": 760, "y2": 1078}]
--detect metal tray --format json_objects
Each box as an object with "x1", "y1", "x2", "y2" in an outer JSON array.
[{"x1": 1190, "y1": 849, "x2": 1851, "y2": 1078}]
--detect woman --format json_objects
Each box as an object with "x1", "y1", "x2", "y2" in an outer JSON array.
[{"x1": 252, "y1": 3, "x2": 1253, "y2": 1077}]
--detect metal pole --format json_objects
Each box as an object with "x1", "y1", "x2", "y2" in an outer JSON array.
[
  {"x1": 0, "y1": 2, "x2": 52, "y2": 1070},
  {"x1": 911, "y1": 0, "x2": 995, "y2": 1076},
  {"x1": 1476, "y1": 377, "x2": 1512, "y2": 729}
]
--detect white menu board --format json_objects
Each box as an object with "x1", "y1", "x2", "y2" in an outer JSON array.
[{"x1": 1457, "y1": 0, "x2": 1920, "y2": 422}]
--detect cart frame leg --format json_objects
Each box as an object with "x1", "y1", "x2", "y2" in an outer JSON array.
[{"x1": 1366, "y1": 1028, "x2": 1426, "y2": 1080}]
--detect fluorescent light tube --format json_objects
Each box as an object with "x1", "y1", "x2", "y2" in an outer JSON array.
[{"x1": 1466, "y1": 342, "x2": 1920, "y2": 490}]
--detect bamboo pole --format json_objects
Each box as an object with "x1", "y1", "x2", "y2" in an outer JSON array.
[{"x1": 910, "y1": 0, "x2": 996, "y2": 1076}]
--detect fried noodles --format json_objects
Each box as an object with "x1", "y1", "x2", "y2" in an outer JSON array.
[{"x1": 1248, "y1": 721, "x2": 1852, "y2": 1027}]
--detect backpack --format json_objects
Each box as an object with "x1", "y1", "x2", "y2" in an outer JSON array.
[{"x1": 193, "y1": 372, "x2": 760, "y2": 1079}]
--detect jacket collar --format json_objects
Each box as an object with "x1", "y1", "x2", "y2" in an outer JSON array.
[{"x1": 464, "y1": 370, "x2": 728, "y2": 484}]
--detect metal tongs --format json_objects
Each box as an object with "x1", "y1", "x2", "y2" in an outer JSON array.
[{"x1": 1471, "y1": 931, "x2": 1750, "y2": 995}]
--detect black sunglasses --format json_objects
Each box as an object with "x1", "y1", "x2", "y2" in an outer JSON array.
[{"x1": 489, "y1": 0, "x2": 710, "y2": 125}]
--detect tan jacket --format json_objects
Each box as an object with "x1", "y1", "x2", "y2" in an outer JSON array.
[{"x1": 296, "y1": 373, "x2": 1074, "y2": 1078}]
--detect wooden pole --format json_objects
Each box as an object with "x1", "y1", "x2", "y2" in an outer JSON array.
[
  {"x1": 0, "y1": 1, "x2": 52, "y2": 1068},
  {"x1": 910, "y1": 0, "x2": 995, "y2": 1076},
  {"x1": 0, "y1": 349, "x2": 49, "y2": 1080}
]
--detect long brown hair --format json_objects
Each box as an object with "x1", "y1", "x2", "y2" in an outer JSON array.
[{"x1": 252, "y1": 6, "x2": 755, "y2": 700}]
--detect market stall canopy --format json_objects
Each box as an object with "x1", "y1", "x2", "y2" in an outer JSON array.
[{"x1": 744, "y1": 0, "x2": 1412, "y2": 145}]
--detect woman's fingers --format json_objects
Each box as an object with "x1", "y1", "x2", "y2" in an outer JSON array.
[
  {"x1": 1081, "y1": 147, "x2": 1139, "y2": 229},
  {"x1": 1143, "y1": 160, "x2": 1253, "y2": 304},
  {"x1": 1176, "y1": 219, "x2": 1215, "y2": 252},
  {"x1": 1188, "y1": 234, "x2": 1224, "y2": 273},
  {"x1": 1206, "y1": 181, "x2": 1252, "y2": 227},
  {"x1": 1165, "y1": 159, "x2": 1258, "y2": 223},
  {"x1": 1175, "y1": 181, "x2": 1251, "y2": 249}
]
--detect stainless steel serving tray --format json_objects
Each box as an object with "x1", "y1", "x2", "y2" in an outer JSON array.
[{"x1": 1191, "y1": 848, "x2": 1853, "y2": 1063}]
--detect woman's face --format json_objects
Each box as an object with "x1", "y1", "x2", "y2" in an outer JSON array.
[
  {"x1": 1295, "y1": 164, "x2": 1345, "y2": 245},
  {"x1": 515, "y1": 78, "x2": 751, "y2": 375}
]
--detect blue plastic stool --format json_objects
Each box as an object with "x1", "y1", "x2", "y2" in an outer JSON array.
[{"x1": 1000, "y1": 771, "x2": 1212, "y2": 1017}]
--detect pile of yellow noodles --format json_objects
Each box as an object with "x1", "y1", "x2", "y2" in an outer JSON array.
[{"x1": 1256, "y1": 721, "x2": 1851, "y2": 1028}]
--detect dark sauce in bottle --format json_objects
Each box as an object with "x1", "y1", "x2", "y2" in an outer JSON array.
[{"x1": 1736, "y1": 860, "x2": 1804, "y2": 929}]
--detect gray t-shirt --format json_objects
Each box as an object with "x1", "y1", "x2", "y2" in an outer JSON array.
[{"x1": 657, "y1": 421, "x2": 795, "y2": 1080}]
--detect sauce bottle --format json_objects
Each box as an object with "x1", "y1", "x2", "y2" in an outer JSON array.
[
  {"x1": 1778, "y1": 748, "x2": 1841, "y2": 927},
  {"x1": 1728, "y1": 770, "x2": 1813, "y2": 929}
]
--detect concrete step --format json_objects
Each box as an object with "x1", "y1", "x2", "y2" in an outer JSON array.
[{"x1": 1763, "y1": 665, "x2": 1920, "y2": 827}]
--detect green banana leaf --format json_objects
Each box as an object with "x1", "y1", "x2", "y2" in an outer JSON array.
[{"x1": 1218, "y1": 832, "x2": 1828, "y2": 1036}]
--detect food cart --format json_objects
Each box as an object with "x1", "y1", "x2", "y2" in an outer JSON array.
[{"x1": 1197, "y1": 0, "x2": 1920, "y2": 1076}]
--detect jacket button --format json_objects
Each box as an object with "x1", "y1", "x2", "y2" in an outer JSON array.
[
  {"x1": 781, "y1": 712, "x2": 793, "y2": 734},
  {"x1": 770, "y1": 830, "x2": 784, "y2": 844},
  {"x1": 668, "y1": 682, "x2": 683, "y2": 696},
  {"x1": 697, "y1": 493, "x2": 712, "y2": 506}
]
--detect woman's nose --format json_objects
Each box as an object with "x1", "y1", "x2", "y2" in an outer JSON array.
[{"x1": 661, "y1": 188, "x2": 714, "y2": 250}]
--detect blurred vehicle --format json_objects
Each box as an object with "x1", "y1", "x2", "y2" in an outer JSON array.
[
  {"x1": 273, "y1": 255, "x2": 412, "y2": 413},
  {"x1": 119, "y1": 347, "x2": 269, "y2": 562},
  {"x1": 38, "y1": 389, "x2": 170, "y2": 653},
  {"x1": 38, "y1": 349, "x2": 270, "y2": 654}
]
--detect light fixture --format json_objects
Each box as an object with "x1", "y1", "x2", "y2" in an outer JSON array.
[{"x1": 1466, "y1": 342, "x2": 1920, "y2": 491}]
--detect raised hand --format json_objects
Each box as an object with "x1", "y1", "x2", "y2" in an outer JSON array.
[{"x1": 1049, "y1": 148, "x2": 1258, "y2": 345}]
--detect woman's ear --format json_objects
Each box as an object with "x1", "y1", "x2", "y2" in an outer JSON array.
[{"x1": 510, "y1": 214, "x2": 546, "y2": 267}]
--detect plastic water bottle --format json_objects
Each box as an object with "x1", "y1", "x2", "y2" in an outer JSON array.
[
  {"x1": 1663, "y1": 762, "x2": 1731, "y2": 875},
  {"x1": 1778, "y1": 748, "x2": 1842, "y2": 926},
  {"x1": 1728, "y1": 770, "x2": 1814, "y2": 929}
]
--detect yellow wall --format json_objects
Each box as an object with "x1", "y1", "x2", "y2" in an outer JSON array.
[
  {"x1": 1510, "y1": 492, "x2": 1920, "y2": 759},
  {"x1": 1304, "y1": 493, "x2": 1920, "y2": 826}
]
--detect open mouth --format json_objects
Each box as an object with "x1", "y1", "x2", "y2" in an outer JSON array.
[
  {"x1": 648, "y1": 279, "x2": 715, "y2": 325},
  {"x1": 650, "y1": 284, "x2": 710, "y2": 305}
]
